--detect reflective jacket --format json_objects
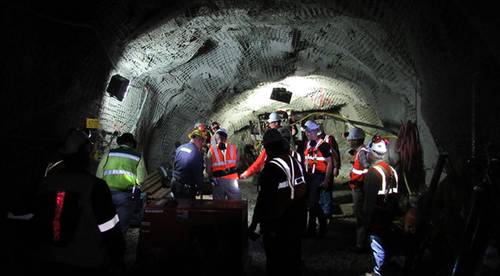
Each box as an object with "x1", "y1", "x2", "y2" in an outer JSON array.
[
  {"x1": 363, "y1": 161, "x2": 400, "y2": 234},
  {"x1": 350, "y1": 145, "x2": 369, "y2": 184},
  {"x1": 304, "y1": 139, "x2": 328, "y2": 174},
  {"x1": 241, "y1": 149, "x2": 267, "y2": 178},
  {"x1": 253, "y1": 154, "x2": 307, "y2": 234},
  {"x1": 36, "y1": 171, "x2": 122, "y2": 267},
  {"x1": 370, "y1": 161, "x2": 399, "y2": 195},
  {"x1": 209, "y1": 143, "x2": 238, "y2": 179},
  {"x1": 102, "y1": 147, "x2": 141, "y2": 191}
]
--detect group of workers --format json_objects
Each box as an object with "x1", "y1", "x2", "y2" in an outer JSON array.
[
  {"x1": 20, "y1": 111, "x2": 400, "y2": 276},
  {"x1": 168, "y1": 112, "x2": 400, "y2": 276},
  {"x1": 251, "y1": 114, "x2": 399, "y2": 276}
]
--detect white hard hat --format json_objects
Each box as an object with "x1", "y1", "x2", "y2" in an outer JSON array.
[
  {"x1": 370, "y1": 140, "x2": 387, "y2": 156},
  {"x1": 346, "y1": 127, "x2": 365, "y2": 140},
  {"x1": 216, "y1": 128, "x2": 228, "y2": 137},
  {"x1": 267, "y1": 112, "x2": 280, "y2": 123},
  {"x1": 304, "y1": 120, "x2": 320, "y2": 132}
]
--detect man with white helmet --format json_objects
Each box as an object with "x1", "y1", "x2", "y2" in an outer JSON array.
[
  {"x1": 240, "y1": 112, "x2": 282, "y2": 179},
  {"x1": 347, "y1": 127, "x2": 370, "y2": 251},
  {"x1": 363, "y1": 135, "x2": 399, "y2": 276},
  {"x1": 303, "y1": 119, "x2": 333, "y2": 237}
]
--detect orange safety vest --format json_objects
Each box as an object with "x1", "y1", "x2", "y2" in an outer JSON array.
[
  {"x1": 350, "y1": 146, "x2": 369, "y2": 183},
  {"x1": 304, "y1": 139, "x2": 328, "y2": 174},
  {"x1": 370, "y1": 161, "x2": 399, "y2": 195},
  {"x1": 209, "y1": 143, "x2": 238, "y2": 179}
]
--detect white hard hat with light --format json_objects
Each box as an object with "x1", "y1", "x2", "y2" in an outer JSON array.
[{"x1": 267, "y1": 112, "x2": 280, "y2": 123}]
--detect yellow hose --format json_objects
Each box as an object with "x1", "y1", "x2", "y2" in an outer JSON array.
[{"x1": 290, "y1": 111, "x2": 398, "y2": 139}]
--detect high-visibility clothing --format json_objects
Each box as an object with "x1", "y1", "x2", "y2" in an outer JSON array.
[
  {"x1": 350, "y1": 146, "x2": 369, "y2": 183},
  {"x1": 269, "y1": 156, "x2": 306, "y2": 200},
  {"x1": 209, "y1": 143, "x2": 238, "y2": 179},
  {"x1": 304, "y1": 139, "x2": 327, "y2": 174},
  {"x1": 241, "y1": 149, "x2": 267, "y2": 178},
  {"x1": 370, "y1": 161, "x2": 399, "y2": 195},
  {"x1": 102, "y1": 147, "x2": 141, "y2": 191}
]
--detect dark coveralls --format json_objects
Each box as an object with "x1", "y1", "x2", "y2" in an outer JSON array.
[
  {"x1": 253, "y1": 154, "x2": 307, "y2": 276},
  {"x1": 171, "y1": 141, "x2": 204, "y2": 199}
]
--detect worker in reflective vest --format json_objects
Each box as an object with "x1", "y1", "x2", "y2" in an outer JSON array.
[
  {"x1": 250, "y1": 128, "x2": 307, "y2": 276},
  {"x1": 363, "y1": 136, "x2": 399, "y2": 276},
  {"x1": 347, "y1": 127, "x2": 370, "y2": 251},
  {"x1": 303, "y1": 120, "x2": 333, "y2": 237},
  {"x1": 96, "y1": 133, "x2": 147, "y2": 234},
  {"x1": 206, "y1": 128, "x2": 241, "y2": 200}
]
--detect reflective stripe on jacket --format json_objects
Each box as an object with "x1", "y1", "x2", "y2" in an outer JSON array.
[
  {"x1": 371, "y1": 161, "x2": 399, "y2": 195},
  {"x1": 103, "y1": 147, "x2": 141, "y2": 191},
  {"x1": 269, "y1": 156, "x2": 306, "y2": 200},
  {"x1": 304, "y1": 139, "x2": 327, "y2": 174},
  {"x1": 38, "y1": 172, "x2": 115, "y2": 267},
  {"x1": 209, "y1": 143, "x2": 238, "y2": 179},
  {"x1": 350, "y1": 146, "x2": 369, "y2": 183}
]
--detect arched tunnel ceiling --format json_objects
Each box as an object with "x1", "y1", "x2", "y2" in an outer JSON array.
[{"x1": 98, "y1": 2, "x2": 433, "y2": 171}]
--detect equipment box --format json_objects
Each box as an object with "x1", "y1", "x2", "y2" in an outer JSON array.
[{"x1": 137, "y1": 199, "x2": 248, "y2": 275}]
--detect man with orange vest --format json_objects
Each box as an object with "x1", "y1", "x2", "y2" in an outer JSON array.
[
  {"x1": 363, "y1": 135, "x2": 399, "y2": 276},
  {"x1": 303, "y1": 120, "x2": 333, "y2": 237},
  {"x1": 240, "y1": 112, "x2": 282, "y2": 179},
  {"x1": 347, "y1": 127, "x2": 370, "y2": 251},
  {"x1": 318, "y1": 130, "x2": 341, "y2": 219},
  {"x1": 206, "y1": 128, "x2": 241, "y2": 200}
]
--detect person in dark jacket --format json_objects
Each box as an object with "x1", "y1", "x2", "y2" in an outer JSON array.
[
  {"x1": 363, "y1": 136, "x2": 400, "y2": 276},
  {"x1": 35, "y1": 128, "x2": 125, "y2": 274},
  {"x1": 171, "y1": 128, "x2": 207, "y2": 199},
  {"x1": 250, "y1": 128, "x2": 307, "y2": 276}
]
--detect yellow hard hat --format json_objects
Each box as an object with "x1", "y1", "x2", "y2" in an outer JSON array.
[{"x1": 188, "y1": 128, "x2": 207, "y2": 139}]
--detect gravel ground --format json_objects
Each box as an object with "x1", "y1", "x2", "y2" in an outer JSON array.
[{"x1": 126, "y1": 177, "x2": 378, "y2": 275}]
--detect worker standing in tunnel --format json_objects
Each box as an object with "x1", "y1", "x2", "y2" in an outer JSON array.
[
  {"x1": 170, "y1": 128, "x2": 207, "y2": 199},
  {"x1": 347, "y1": 127, "x2": 370, "y2": 252},
  {"x1": 240, "y1": 112, "x2": 282, "y2": 179},
  {"x1": 96, "y1": 133, "x2": 147, "y2": 235},
  {"x1": 318, "y1": 130, "x2": 341, "y2": 221},
  {"x1": 362, "y1": 136, "x2": 399, "y2": 276},
  {"x1": 206, "y1": 128, "x2": 241, "y2": 200},
  {"x1": 249, "y1": 128, "x2": 307, "y2": 276},
  {"x1": 304, "y1": 120, "x2": 333, "y2": 237},
  {"x1": 36, "y1": 128, "x2": 125, "y2": 274}
]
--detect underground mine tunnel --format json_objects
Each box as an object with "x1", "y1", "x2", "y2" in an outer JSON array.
[{"x1": 3, "y1": 0, "x2": 500, "y2": 275}]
